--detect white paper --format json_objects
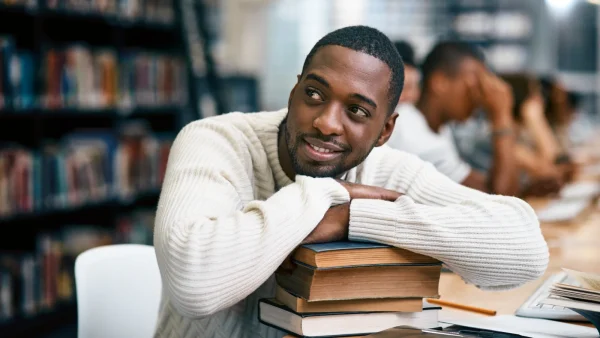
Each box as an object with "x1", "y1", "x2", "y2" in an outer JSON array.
[
  {"x1": 563, "y1": 268, "x2": 600, "y2": 291},
  {"x1": 559, "y1": 182, "x2": 600, "y2": 200},
  {"x1": 439, "y1": 314, "x2": 598, "y2": 338},
  {"x1": 536, "y1": 198, "x2": 590, "y2": 222}
]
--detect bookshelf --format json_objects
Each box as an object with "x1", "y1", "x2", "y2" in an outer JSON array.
[
  {"x1": 446, "y1": 0, "x2": 535, "y2": 73},
  {"x1": 0, "y1": 0, "x2": 193, "y2": 335}
]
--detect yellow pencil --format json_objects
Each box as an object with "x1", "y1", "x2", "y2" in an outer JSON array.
[{"x1": 426, "y1": 298, "x2": 497, "y2": 316}]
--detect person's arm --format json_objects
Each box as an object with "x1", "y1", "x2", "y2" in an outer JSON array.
[
  {"x1": 348, "y1": 148, "x2": 549, "y2": 291},
  {"x1": 514, "y1": 143, "x2": 559, "y2": 178},
  {"x1": 520, "y1": 97, "x2": 561, "y2": 162},
  {"x1": 462, "y1": 73, "x2": 519, "y2": 196},
  {"x1": 153, "y1": 121, "x2": 350, "y2": 319}
]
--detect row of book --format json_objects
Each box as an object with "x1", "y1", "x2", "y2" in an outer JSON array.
[
  {"x1": 0, "y1": 209, "x2": 156, "y2": 322},
  {"x1": 261, "y1": 242, "x2": 442, "y2": 337},
  {"x1": 0, "y1": 37, "x2": 188, "y2": 111},
  {"x1": 1, "y1": 0, "x2": 174, "y2": 24},
  {"x1": 0, "y1": 127, "x2": 173, "y2": 218}
]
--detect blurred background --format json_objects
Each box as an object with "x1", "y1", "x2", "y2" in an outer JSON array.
[{"x1": 0, "y1": 0, "x2": 598, "y2": 337}]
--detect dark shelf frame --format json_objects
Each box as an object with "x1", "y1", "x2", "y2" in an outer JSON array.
[
  {"x1": 0, "y1": 303, "x2": 77, "y2": 338},
  {"x1": 0, "y1": 0, "x2": 192, "y2": 336}
]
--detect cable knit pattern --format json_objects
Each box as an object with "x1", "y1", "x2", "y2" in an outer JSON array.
[{"x1": 153, "y1": 109, "x2": 549, "y2": 338}]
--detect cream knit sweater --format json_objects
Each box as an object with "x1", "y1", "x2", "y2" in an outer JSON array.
[{"x1": 153, "y1": 109, "x2": 549, "y2": 338}]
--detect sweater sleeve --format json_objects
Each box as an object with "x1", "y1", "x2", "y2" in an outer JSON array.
[
  {"x1": 349, "y1": 147, "x2": 549, "y2": 290},
  {"x1": 154, "y1": 121, "x2": 349, "y2": 318}
]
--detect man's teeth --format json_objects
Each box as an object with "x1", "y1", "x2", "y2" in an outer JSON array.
[{"x1": 309, "y1": 144, "x2": 333, "y2": 153}]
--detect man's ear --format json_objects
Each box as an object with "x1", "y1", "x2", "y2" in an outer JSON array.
[
  {"x1": 288, "y1": 74, "x2": 302, "y2": 107},
  {"x1": 375, "y1": 111, "x2": 398, "y2": 147}
]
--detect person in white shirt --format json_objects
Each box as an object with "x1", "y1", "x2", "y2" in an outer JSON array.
[
  {"x1": 393, "y1": 40, "x2": 421, "y2": 105},
  {"x1": 387, "y1": 41, "x2": 520, "y2": 196},
  {"x1": 153, "y1": 26, "x2": 548, "y2": 338}
]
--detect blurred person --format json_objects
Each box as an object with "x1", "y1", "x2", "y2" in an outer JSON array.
[
  {"x1": 539, "y1": 77, "x2": 578, "y2": 181},
  {"x1": 386, "y1": 41, "x2": 521, "y2": 196},
  {"x1": 540, "y1": 77, "x2": 578, "y2": 148},
  {"x1": 501, "y1": 74, "x2": 568, "y2": 185},
  {"x1": 153, "y1": 26, "x2": 547, "y2": 338},
  {"x1": 394, "y1": 40, "x2": 420, "y2": 104}
]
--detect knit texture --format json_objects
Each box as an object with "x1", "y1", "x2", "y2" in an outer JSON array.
[{"x1": 153, "y1": 109, "x2": 549, "y2": 338}]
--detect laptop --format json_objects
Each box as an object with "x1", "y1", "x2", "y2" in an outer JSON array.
[{"x1": 515, "y1": 272, "x2": 587, "y2": 321}]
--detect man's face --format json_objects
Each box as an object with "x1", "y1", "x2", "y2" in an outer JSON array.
[
  {"x1": 437, "y1": 57, "x2": 486, "y2": 122},
  {"x1": 399, "y1": 65, "x2": 421, "y2": 105},
  {"x1": 283, "y1": 45, "x2": 397, "y2": 178}
]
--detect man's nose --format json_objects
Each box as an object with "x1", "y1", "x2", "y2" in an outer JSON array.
[{"x1": 313, "y1": 104, "x2": 343, "y2": 136}]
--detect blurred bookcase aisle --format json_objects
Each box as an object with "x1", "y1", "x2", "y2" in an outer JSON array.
[{"x1": 0, "y1": 0, "x2": 194, "y2": 335}]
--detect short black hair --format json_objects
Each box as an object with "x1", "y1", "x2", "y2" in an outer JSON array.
[
  {"x1": 393, "y1": 40, "x2": 416, "y2": 67},
  {"x1": 421, "y1": 41, "x2": 485, "y2": 85},
  {"x1": 301, "y1": 25, "x2": 404, "y2": 115}
]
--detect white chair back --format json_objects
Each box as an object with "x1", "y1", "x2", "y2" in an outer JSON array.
[{"x1": 75, "y1": 244, "x2": 162, "y2": 338}]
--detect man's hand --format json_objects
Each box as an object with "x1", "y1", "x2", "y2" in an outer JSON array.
[
  {"x1": 336, "y1": 180, "x2": 402, "y2": 201},
  {"x1": 522, "y1": 176, "x2": 563, "y2": 197},
  {"x1": 302, "y1": 203, "x2": 350, "y2": 245},
  {"x1": 279, "y1": 203, "x2": 352, "y2": 275},
  {"x1": 469, "y1": 71, "x2": 514, "y2": 125}
]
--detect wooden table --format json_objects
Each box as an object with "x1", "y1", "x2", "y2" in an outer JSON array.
[
  {"x1": 437, "y1": 174, "x2": 600, "y2": 331},
  {"x1": 285, "y1": 196, "x2": 600, "y2": 338}
]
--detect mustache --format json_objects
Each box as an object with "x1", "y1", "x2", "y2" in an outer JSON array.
[{"x1": 298, "y1": 133, "x2": 352, "y2": 152}]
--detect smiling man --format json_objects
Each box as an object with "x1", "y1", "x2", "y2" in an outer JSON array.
[{"x1": 153, "y1": 26, "x2": 548, "y2": 338}]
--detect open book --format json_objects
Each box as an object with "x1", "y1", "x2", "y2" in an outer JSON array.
[{"x1": 542, "y1": 269, "x2": 600, "y2": 334}]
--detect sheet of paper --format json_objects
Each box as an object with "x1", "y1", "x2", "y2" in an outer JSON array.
[
  {"x1": 439, "y1": 314, "x2": 599, "y2": 338},
  {"x1": 536, "y1": 198, "x2": 590, "y2": 222},
  {"x1": 559, "y1": 182, "x2": 600, "y2": 199},
  {"x1": 563, "y1": 269, "x2": 600, "y2": 291}
]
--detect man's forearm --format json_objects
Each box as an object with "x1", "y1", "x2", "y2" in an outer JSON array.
[{"x1": 488, "y1": 113, "x2": 520, "y2": 196}]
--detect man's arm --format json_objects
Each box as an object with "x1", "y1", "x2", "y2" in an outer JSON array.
[
  {"x1": 461, "y1": 124, "x2": 519, "y2": 196},
  {"x1": 153, "y1": 121, "x2": 350, "y2": 319},
  {"x1": 349, "y1": 148, "x2": 549, "y2": 290},
  {"x1": 462, "y1": 73, "x2": 519, "y2": 196}
]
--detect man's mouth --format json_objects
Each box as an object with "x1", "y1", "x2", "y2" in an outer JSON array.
[
  {"x1": 301, "y1": 137, "x2": 345, "y2": 162},
  {"x1": 308, "y1": 143, "x2": 335, "y2": 153}
]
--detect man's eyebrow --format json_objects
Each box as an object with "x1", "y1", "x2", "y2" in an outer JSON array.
[
  {"x1": 306, "y1": 73, "x2": 377, "y2": 109},
  {"x1": 350, "y1": 93, "x2": 377, "y2": 109},
  {"x1": 305, "y1": 73, "x2": 330, "y2": 88}
]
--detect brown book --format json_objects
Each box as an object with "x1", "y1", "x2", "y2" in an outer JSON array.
[
  {"x1": 275, "y1": 285, "x2": 423, "y2": 314},
  {"x1": 261, "y1": 299, "x2": 440, "y2": 337},
  {"x1": 276, "y1": 263, "x2": 441, "y2": 302},
  {"x1": 293, "y1": 242, "x2": 439, "y2": 269}
]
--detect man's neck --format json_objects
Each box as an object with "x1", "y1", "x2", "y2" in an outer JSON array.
[{"x1": 415, "y1": 95, "x2": 445, "y2": 134}]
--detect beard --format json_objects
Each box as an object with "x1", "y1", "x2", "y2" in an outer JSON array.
[{"x1": 281, "y1": 119, "x2": 379, "y2": 178}]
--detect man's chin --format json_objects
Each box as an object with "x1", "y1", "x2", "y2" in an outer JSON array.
[{"x1": 293, "y1": 163, "x2": 340, "y2": 178}]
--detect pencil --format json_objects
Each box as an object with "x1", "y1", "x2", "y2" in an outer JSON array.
[{"x1": 425, "y1": 298, "x2": 497, "y2": 316}]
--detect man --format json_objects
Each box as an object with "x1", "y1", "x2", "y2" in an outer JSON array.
[
  {"x1": 153, "y1": 27, "x2": 548, "y2": 338},
  {"x1": 394, "y1": 40, "x2": 421, "y2": 104},
  {"x1": 386, "y1": 41, "x2": 520, "y2": 196}
]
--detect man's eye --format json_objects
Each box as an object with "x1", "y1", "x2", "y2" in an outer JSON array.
[
  {"x1": 306, "y1": 89, "x2": 323, "y2": 101},
  {"x1": 349, "y1": 106, "x2": 368, "y2": 117}
]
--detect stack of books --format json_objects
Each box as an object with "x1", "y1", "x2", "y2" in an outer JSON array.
[
  {"x1": 259, "y1": 242, "x2": 443, "y2": 337},
  {"x1": 542, "y1": 268, "x2": 600, "y2": 334}
]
